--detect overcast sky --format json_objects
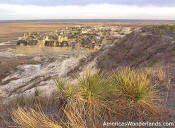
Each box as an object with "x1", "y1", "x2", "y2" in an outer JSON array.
[{"x1": 0, "y1": 0, "x2": 175, "y2": 20}]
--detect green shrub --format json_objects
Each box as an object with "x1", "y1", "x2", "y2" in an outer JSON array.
[
  {"x1": 111, "y1": 67, "x2": 156, "y2": 101},
  {"x1": 54, "y1": 78, "x2": 74, "y2": 98},
  {"x1": 34, "y1": 88, "x2": 41, "y2": 97},
  {"x1": 78, "y1": 72, "x2": 115, "y2": 100}
]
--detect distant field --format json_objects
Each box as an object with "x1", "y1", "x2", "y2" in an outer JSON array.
[
  {"x1": 0, "y1": 22, "x2": 71, "y2": 42},
  {"x1": 0, "y1": 21, "x2": 172, "y2": 43}
]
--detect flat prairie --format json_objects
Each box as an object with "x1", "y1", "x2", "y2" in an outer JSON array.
[
  {"x1": 0, "y1": 21, "x2": 168, "y2": 43},
  {"x1": 0, "y1": 22, "x2": 72, "y2": 42}
]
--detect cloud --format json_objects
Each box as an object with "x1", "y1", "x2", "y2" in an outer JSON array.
[
  {"x1": 1, "y1": 0, "x2": 175, "y2": 7},
  {"x1": 0, "y1": 4, "x2": 175, "y2": 20}
]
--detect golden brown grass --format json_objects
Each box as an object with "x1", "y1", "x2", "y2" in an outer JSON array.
[
  {"x1": 11, "y1": 67, "x2": 164, "y2": 128},
  {"x1": 12, "y1": 107, "x2": 62, "y2": 128},
  {"x1": 110, "y1": 67, "x2": 160, "y2": 114},
  {"x1": 63, "y1": 98, "x2": 110, "y2": 128}
]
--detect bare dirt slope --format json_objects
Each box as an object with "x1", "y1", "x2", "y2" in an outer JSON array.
[{"x1": 95, "y1": 26, "x2": 175, "y2": 70}]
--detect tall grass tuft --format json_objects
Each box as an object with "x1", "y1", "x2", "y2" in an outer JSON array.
[
  {"x1": 79, "y1": 72, "x2": 115, "y2": 100},
  {"x1": 55, "y1": 78, "x2": 74, "y2": 98},
  {"x1": 111, "y1": 68, "x2": 157, "y2": 101},
  {"x1": 110, "y1": 67, "x2": 160, "y2": 116}
]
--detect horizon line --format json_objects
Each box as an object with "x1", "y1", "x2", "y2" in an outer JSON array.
[{"x1": 1, "y1": 19, "x2": 175, "y2": 22}]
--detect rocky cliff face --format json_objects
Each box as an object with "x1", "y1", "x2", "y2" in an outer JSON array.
[{"x1": 0, "y1": 56, "x2": 87, "y2": 103}]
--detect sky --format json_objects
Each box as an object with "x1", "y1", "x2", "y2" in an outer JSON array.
[{"x1": 0, "y1": 0, "x2": 175, "y2": 20}]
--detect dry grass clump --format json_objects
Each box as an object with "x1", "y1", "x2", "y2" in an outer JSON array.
[
  {"x1": 108, "y1": 68, "x2": 161, "y2": 121},
  {"x1": 11, "y1": 67, "x2": 164, "y2": 128},
  {"x1": 111, "y1": 68, "x2": 159, "y2": 109},
  {"x1": 12, "y1": 107, "x2": 62, "y2": 128},
  {"x1": 63, "y1": 98, "x2": 112, "y2": 128}
]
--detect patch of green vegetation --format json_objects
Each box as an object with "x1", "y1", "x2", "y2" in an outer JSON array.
[
  {"x1": 79, "y1": 73, "x2": 114, "y2": 100},
  {"x1": 54, "y1": 78, "x2": 74, "y2": 98},
  {"x1": 121, "y1": 46, "x2": 129, "y2": 52},
  {"x1": 110, "y1": 68, "x2": 155, "y2": 101},
  {"x1": 144, "y1": 63, "x2": 153, "y2": 67},
  {"x1": 34, "y1": 88, "x2": 41, "y2": 97},
  {"x1": 15, "y1": 96, "x2": 29, "y2": 106},
  {"x1": 112, "y1": 63, "x2": 116, "y2": 68},
  {"x1": 135, "y1": 57, "x2": 140, "y2": 63},
  {"x1": 154, "y1": 24, "x2": 175, "y2": 31},
  {"x1": 102, "y1": 56, "x2": 106, "y2": 61},
  {"x1": 169, "y1": 25, "x2": 175, "y2": 30},
  {"x1": 15, "y1": 95, "x2": 37, "y2": 106},
  {"x1": 151, "y1": 58, "x2": 158, "y2": 65},
  {"x1": 159, "y1": 24, "x2": 169, "y2": 29},
  {"x1": 141, "y1": 51, "x2": 146, "y2": 56},
  {"x1": 142, "y1": 29, "x2": 146, "y2": 33}
]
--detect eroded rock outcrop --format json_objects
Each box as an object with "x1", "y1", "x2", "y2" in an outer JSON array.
[{"x1": 0, "y1": 55, "x2": 94, "y2": 103}]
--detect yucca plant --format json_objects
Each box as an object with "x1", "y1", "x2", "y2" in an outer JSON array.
[
  {"x1": 110, "y1": 67, "x2": 160, "y2": 115},
  {"x1": 110, "y1": 68, "x2": 154, "y2": 100},
  {"x1": 54, "y1": 78, "x2": 74, "y2": 98},
  {"x1": 78, "y1": 72, "x2": 115, "y2": 100}
]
